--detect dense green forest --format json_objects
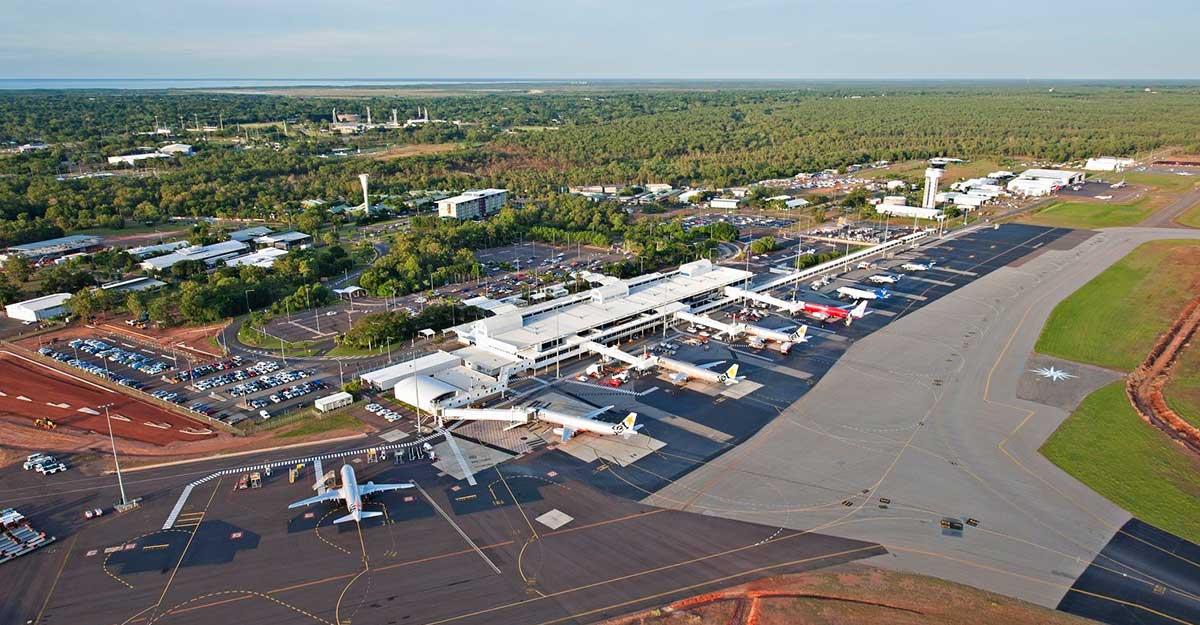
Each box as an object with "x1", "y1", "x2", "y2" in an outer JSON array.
[{"x1": 2, "y1": 84, "x2": 1200, "y2": 245}]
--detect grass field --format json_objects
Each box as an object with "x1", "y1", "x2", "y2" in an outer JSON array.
[
  {"x1": 1115, "y1": 171, "x2": 1200, "y2": 194},
  {"x1": 276, "y1": 411, "x2": 363, "y2": 438},
  {"x1": 1021, "y1": 195, "x2": 1165, "y2": 229},
  {"x1": 1040, "y1": 382, "x2": 1200, "y2": 543},
  {"x1": 1176, "y1": 199, "x2": 1200, "y2": 228},
  {"x1": 363, "y1": 143, "x2": 462, "y2": 160},
  {"x1": 1035, "y1": 240, "x2": 1200, "y2": 370},
  {"x1": 1165, "y1": 345, "x2": 1200, "y2": 430}
]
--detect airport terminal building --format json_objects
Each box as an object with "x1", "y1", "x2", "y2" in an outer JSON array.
[{"x1": 360, "y1": 259, "x2": 752, "y2": 412}]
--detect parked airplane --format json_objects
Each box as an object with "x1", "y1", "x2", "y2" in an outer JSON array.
[
  {"x1": 866, "y1": 274, "x2": 901, "y2": 285},
  {"x1": 836, "y1": 285, "x2": 890, "y2": 301},
  {"x1": 798, "y1": 300, "x2": 869, "y2": 325},
  {"x1": 532, "y1": 406, "x2": 641, "y2": 442},
  {"x1": 900, "y1": 261, "x2": 935, "y2": 271},
  {"x1": 664, "y1": 361, "x2": 741, "y2": 386},
  {"x1": 288, "y1": 464, "x2": 412, "y2": 524}
]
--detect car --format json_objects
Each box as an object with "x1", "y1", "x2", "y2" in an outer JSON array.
[
  {"x1": 84, "y1": 507, "x2": 105, "y2": 520},
  {"x1": 23, "y1": 453, "x2": 53, "y2": 470},
  {"x1": 326, "y1": 311, "x2": 337, "y2": 316},
  {"x1": 37, "y1": 462, "x2": 67, "y2": 475},
  {"x1": 259, "y1": 409, "x2": 271, "y2": 419}
]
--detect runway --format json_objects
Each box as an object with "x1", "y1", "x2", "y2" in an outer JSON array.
[{"x1": 650, "y1": 226, "x2": 1200, "y2": 620}]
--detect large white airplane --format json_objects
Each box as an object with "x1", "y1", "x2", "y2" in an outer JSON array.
[
  {"x1": 900, "y1": 261, "x2": 935, "y2": 271},
  {"x1": 288, "y1": 464, "x2": 412, "y2": 524},
  {"x1": 532, "y1": 406, "x2": 641, "y2": 443},
  {"x1": 836, "y1": 285, "x2": 889, "y2": 301},
  {"x1": 663, "y1": 361, "x2": 741, "y2": 386}
]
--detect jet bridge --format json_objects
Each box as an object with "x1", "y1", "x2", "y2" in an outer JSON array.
[
  {"x1": 675, "y1": 311, "x2": 746, "y2": 340},
  {"x1": 725, "y1": 286, "x2": 805, "y2": 315},
  {"x1": 582, "y1": 340, "x2": 656, "y2": 372}
]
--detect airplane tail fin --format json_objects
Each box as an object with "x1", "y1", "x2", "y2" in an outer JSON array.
[
  {"x1": 793, "y1": 325, "x2": 809, "y2": 343},
  {"x1": 723, "y1": 363, "x2": 740, "y2": 384},
  {"x1": 848, "y1": 300, "x2": 868, "y2": 324},
  {"x1": 618, "y1": 412, "x2": 641, "y2": 438}
]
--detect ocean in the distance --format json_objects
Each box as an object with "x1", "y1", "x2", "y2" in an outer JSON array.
[{"x1": 0, "y1": 78, "x2": 569, "y2": 90}]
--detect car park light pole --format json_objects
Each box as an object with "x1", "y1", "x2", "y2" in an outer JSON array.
[{"x1": 101, "y1": 402, "x2": 128, "y2": 506}]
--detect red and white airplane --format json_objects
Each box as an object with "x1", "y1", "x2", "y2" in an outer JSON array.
[{"x1": 796, "y1": 299, "x2": 868, "y2": 326}]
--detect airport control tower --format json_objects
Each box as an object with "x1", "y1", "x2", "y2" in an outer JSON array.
[{"x1": 923, "y1": 165, "x2": 945, "y2": 208}]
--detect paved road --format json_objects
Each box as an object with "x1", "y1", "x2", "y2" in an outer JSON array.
[
  {"x1": 1139, "y1": 187, "x2": 1200, "y2": 228},
  {"x1": 650, "y1": 226, "x2": 1200, "y2": 611}
]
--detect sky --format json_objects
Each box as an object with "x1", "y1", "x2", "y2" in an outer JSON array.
[{"x1": 0, "y1": 0, "x2": 1196, "y2": 80}]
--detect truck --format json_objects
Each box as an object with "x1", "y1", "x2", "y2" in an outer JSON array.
[
  {"x1": 585, "y1": 363, "x2": 606, "y2": 378},
  {"x1": 612, "y1": 370, "x2": 631, "y2": 384}
]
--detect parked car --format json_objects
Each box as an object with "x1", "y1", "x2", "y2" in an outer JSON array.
[
  {"x1": 36, "y1": 461, "x2": 68, "y2": 475},
  {"x1": 23, "y1": 453, "x2": 53, "y2": 470}
]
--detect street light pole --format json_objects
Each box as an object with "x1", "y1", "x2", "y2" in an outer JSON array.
[{"x1": 103, "y1": 403, "x2": 128, "y2": 506}]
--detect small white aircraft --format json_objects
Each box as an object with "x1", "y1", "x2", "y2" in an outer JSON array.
[
  {"x1": 288, "y1": 464, "x2": 412, "y2": 524},
  {"x1": 866, "y1": 274, "x2": 901, "y2": 285},
  {"x1": 836, "y1": 285, "x2": 890, "y2": 301},
  {"x1": 900, "y1": 261, "x2": 935, "y2": 271}
]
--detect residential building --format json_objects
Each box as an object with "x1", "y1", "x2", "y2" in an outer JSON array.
[{"x1": 437, "y1": 189, "x2": 508, "y2": 219}]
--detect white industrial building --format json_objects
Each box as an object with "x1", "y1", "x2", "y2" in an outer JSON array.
[
  {"x1": 254, "y1": 231, "x2": 311, "y2": 250},
  {"x1": 227, "y1": 226, "x2": 273, "y2": 242},
  {"x1": 2, "y1": 235, "x2": 101, "y2": 262},
  {"x1": 361, "y1": 351, "x2": 463, "y2": 392},
  {"x1": 1085, "y1": 156, "x2": 1135, "y2": 172},
  {"x1": 437, "y1": 189, "x2": 508, "y2": 220},
  {"x1": 100, "y1": 276, "x2": 166, "y2": 293},
  {"x1": 127, "y1": 240, "x2": 189, "y2": 258},
  {"x1": 224, "y1": 247, "x2": 289, "y2": 268},
  {"x1": 6, "y1": 293, "x2": 72, "y2": 322},
  {"x1": 876, "y1": 205, "x2": 944, "y2": 220},
  {"x1": 140, "y1": 240, "x2": 248, "y2": 271},
  {"x1": 107, "y1": 152, "x2": 168, "y2": 166},
  {"x1": 1006, "y1": 169, "x2": 1086, "y2": 197},
  {"x1": 709, "y1": 197, "x2": 742, "y2": 210},
  {"x1": 314, "y1": 391, "x2": 354, "y2": 413}
]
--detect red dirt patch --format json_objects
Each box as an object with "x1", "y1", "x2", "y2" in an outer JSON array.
[
  {"x1": 0, "y1": 350, "x2": 215, "y2": 446},
  {"x1": 1127, "y1": 294, "x2": 1200, "y2": 454},
  {"x1": 604, "y1": 566, "x2": 1095, "y2": 625}
]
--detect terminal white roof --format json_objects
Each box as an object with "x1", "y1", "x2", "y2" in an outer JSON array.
[
  {"x1": 1016, "y1": 168, "x2": 1083, "y2": 182},
  {"x1": 140, "y1": 240, "x2": 248, "y2": 270},
  {"x1": 360, "y1": 351, "x2": 461, "y2": 390},
  {"x1": 454, "y1": 259, "x2": 751, "y2": 354},
  {"x1": 394, "y1": 375, "x2": 460, "y2": 412}
]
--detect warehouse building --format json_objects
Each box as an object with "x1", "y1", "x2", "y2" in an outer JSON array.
[
  {"x1": 1084, "y1": 156, "x2": 1135, "y2": 172},
  {"x1": 876, "y1": 205, "x2": 944, "y2": 220},
  {"x1": 1006, "y1": 169, "x2": 1085, "y2": 196},
  {"x1": 227, "y1": 226, "x2": 273, "y2": 242},
  {"x1": 1, "y1": 235, "x2": 102, "y2": 262},
  {"x1": 100, "y1": 276, "x2": 167, "y2": 293},
  {"x1": 254, "y1": 231, "x2": 312, "y2": 250},
  {"x1": 6, "y1": 293, "x2": 72, "y2": 322},
  {"x1": 127, "y1": 240, "x2": 189, "y2": 258},
  {"x1": 314, "y1": 391, "x2": 354, "y2": 413},
  {"x1": 437, "y1": 189, "x2": 508, "y2": 220},
  {"x1": 709, "y1": 197, "x2": 743, "y2": 210},
  {"x1": 225, "y1": 247, "x2": 289, "y2": 268},
  {"x1": 140, "y1": 240, "x2": 248, "y2": 271}
]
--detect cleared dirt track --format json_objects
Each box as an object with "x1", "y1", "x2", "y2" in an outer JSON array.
[{"x1": 0, "y1": 351, "x2": 215, "y2": 445}]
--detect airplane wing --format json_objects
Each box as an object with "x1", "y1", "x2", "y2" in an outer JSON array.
[
  {"x1": 359, "y1": 481, "x2": 415, "y2": 496},
  {"x1": 578, "y1": 405, "x2": 615, "y2": 421},
  {"x1": 697, "y1": 360, "x2": 727, "y2": 370},
  {"x1": 288, "y1": 490, "x2": 343, "y2": 509}
]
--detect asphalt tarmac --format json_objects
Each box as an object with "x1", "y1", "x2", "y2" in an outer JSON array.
[{"x1": 649, "y1": 225, "x2": 1200, "y2": 622}]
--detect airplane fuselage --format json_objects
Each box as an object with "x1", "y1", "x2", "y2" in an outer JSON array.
[{"x1": 340, "y1": 464, "x2": 365, "y2": 522}]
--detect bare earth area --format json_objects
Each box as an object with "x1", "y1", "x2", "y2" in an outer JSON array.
[
  {"x1": 1127, "y1": 294, "x2": 1200, "y2": 453},
  {"x1": 366, "y1": 143, "x2": 461, "y2": 160},
  {"x1": 604, "y1": 566, "x2": 1096, "y2": 625},
  {"x1": 0, "y1": 350, "x2": 215, "y2": 445}
]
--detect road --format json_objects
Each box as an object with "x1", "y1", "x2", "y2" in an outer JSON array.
[{"x1": 650, "y1": 225, "x2": 1200, "y2": 617}]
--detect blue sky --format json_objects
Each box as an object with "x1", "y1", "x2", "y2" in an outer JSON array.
[{"x1": 0, "y1": 0, "x2": 1195, "y2": 79}]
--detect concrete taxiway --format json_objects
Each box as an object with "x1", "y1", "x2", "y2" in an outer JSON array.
[{"x1": 650, "y1": 226, "x2": 1200, "y2": 615}]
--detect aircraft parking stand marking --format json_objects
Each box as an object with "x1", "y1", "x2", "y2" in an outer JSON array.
[
  {"x1": 903, "y1": 275, "x2": 956, "y2": 287},
  {"x1": 160, "y1": 431, "x2": 444, "y2": 528}
]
